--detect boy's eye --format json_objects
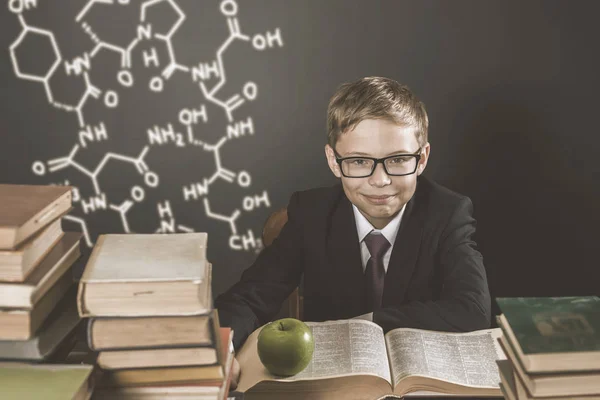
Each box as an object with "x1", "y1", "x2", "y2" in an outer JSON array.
[
  {"x1": 349, "y1": 158, "x2": 371, "y2": 166},
  {"x1": 388, "y1": 156, "x2": 409, "y2": 164}
]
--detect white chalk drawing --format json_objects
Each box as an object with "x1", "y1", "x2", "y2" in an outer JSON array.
[{"x1": 8, "y1": 0, "x2": 284, "y2": 252}]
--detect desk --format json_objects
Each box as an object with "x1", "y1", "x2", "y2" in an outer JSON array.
[{"x1": 229, "y1": 392, "x2": 504, "y2": 400}]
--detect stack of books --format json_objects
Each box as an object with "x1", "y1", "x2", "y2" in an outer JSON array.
[
  {"x1": 0, "y1": 184, "x2": 84, "y2": 363},
  {"x1": 78, "y1": 233, "x2": 235, "y2": 400},
  {"x1": 495, "y1": 296, "x2": 600, "y2": 400}
]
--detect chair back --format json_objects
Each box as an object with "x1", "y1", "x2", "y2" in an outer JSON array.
[{"x1": 262, "y1": 208, "x2": 302, "y2": 320}]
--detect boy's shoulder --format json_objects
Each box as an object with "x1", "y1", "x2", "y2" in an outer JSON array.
[{"x1": 417, "y1": 176, "x2": 470, "y2": 205}]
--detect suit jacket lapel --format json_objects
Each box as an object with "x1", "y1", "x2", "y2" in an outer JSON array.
[
  {"x1": 382, "y1": 184, "x2": 424, "y2": 307},
  {"x1": 326, "y1": 192, "x2": 368, "y2": 317}
]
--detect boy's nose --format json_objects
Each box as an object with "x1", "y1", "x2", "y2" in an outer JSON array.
[{"x1": 368, "y1": 163, "x2": 391, "y2": 187}]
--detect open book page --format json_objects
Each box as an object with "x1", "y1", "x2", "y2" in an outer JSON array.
[
  {"x1": 292, "y1": 319, "x2": 391, "y2": 383},
  {"x1": 236, "y1": 319, "x2": 391, "y2": 393},
  {"x1": 386, "y1": 328, "x2": 504, "y2": 390}
]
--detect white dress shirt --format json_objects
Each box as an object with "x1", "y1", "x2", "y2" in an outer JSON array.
[{"x1": 351, "y1": 204, "x2": 406, "y2": 321}]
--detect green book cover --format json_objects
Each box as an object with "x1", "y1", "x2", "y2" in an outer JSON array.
[
  {"x1": 496, "y1": 296, "x2": 600, "y2": 355},
  {"x1": 0, "y1": 364, "x2": 92, "y2": 400}
]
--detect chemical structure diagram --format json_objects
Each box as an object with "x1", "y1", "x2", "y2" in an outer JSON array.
[{"x1": 7, "y1": 0, "x2": 284, "y2": 252}]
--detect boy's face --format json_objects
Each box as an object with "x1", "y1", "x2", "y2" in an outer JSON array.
[{"x1": 325, "y1": 118, "x2": 430, "y2": 229}]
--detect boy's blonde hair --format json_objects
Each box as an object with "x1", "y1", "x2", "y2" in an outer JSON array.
[{"x1": 327, "y1": 77, "x2": 429, "y2": 148}]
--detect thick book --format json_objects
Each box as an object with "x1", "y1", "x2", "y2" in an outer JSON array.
[
  {"x1": 0, "y1": 286, "x2": 80, "y2": 361},
  {"x1": 97, "y1": 310, "x2": 225, "y2": 370},
  {"x1": 496, "y1": 296, "x2": 600, "y2": 373},
  {"x1": 497, "y1": 359, "x2": 600, "y2": 400},
  {"x1": 100, "y1": 364, "x2": 225, "y2": 387},
  {"x1": 0, "y1": 362, "x2": 94, "y2": 400},
  {"x1": 0, "y1": 265, "x2": 75, "y2": 340},
  {"x1": 0, "y1": 218, "x2": 64, "y2": 282},
  {"x1": 97, "y1": 346, "x2": 219, "y2": 370},
  {"x1": 497, "y1": 359, "x2": 517, "y2": 400},
  {"x1": 100, "y1": 328, "x2": 233, "y2": 387},
  {"x1": 219, "y1": 331, "x2": 236, "y2": 400},
  {"x1": 498, "y1": 334, "x2": 600, "y2": 397},
  {"x1": 92, "y1": 354, "x2": 236, "y2": 400},
  {"x1": 0, "y1": 183, "x2": 72, "y2": 250},
  {"x1": 92, "y1": 385, "x2": 221, "y2": 399},
  {"x1": 77, "y1": 233, "x2": 211, "y2": 317},
  {"x1": 0, "y1": 232, "x2": 81, "y2": 308},
  {"x1": 88, "y1": 309, "x2": 218, "y2": 351},
  {"x1": 236, "y1": 319, "x2": 504, "y2": 399}
]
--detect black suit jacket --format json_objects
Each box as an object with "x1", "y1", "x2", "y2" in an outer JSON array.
[{"x1": 215, "y1": 176, "x2": 491, "y2": 351}]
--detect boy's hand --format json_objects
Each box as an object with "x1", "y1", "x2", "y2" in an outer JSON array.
[{"x1": 230, "y1": 357, "x2": 241, "y2": 391}]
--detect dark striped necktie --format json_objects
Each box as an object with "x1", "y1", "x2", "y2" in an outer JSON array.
[{"x1": 364, "y1": 232, "x2": 391, "y2": 312}]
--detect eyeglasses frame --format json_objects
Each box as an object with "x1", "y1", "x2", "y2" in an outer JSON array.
[{"x1": 333, "y1": 147, "x2": 423, "y2": 178}]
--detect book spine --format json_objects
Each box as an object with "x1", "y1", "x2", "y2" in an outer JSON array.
[
  {"x1": 76, "y1": 281, "x2": 89, "y2": 317},
  {"x1": 212, "y1": 309, "x2": 224, "y2": 368},
  {"x1": 84, "y1": 314, "x2": 216, "y2": 351},
  {"x1": 86, "y1": 317, "x2": 96, "y2": 351}
]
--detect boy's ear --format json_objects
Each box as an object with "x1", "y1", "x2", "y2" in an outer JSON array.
[
  {"x1": 324, "y1": 145, "x2": 342, "y2": 178},
  {"x1": 416, "y1": 142, "x2": 431, "y2": 176}
]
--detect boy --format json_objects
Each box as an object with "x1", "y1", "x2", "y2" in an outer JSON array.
[{"x1": 216, "y1": 77, "x2": 491, "y2": 387}]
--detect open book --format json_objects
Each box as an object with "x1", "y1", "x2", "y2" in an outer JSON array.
[{"x1": 237, "y1": 319, "x2": 504, "y2": 399}]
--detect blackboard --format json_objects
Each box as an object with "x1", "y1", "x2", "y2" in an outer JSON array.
[{"x1": 1, "y1": 0, "x2": 598, "y2": 306}]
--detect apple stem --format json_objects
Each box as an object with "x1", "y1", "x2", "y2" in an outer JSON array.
[{"x1": 279, "y1": 321, "x2": 285, "y2": 330}]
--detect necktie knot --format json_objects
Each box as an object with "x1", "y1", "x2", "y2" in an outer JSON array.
[{"x1": 363, "y1": 232, "x2": 390, "y2": 260}]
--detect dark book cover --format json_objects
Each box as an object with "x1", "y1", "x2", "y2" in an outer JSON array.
[{"x1": 497, "y1": 296, "x2": 600, "y2": 355}]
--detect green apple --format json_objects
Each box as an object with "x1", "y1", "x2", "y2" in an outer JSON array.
[{"x1": 257, "y1": 318, "x2": 314, "y2": 376}]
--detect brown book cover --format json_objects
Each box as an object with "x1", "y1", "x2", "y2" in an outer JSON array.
[
  {"x1": 0, "y1": 271, "x2": 75, "y2": 341},
  {"x1": 0, "y1": 218, "x2": 66, "y2": 282},
  {"x1": 0, "y1": 184, "x2": 72, "y2": 250},
  {"x1": 0, "y1": 232, "x2": 81, "y2": 308},
  {"x1": 87, "y1": 309, "x2": 218, "y2": 351},
  {"x1": 99, "y1": 327, "x2": 233, "y2": 388},
  {"x1": 96, "y1": 346, "x2": 219, "y2": 370},
  {"x1": 0, "y1": 286, "x2": 81, "y2": 361}
]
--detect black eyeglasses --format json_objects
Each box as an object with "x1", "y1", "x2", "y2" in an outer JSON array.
[{"x1": 334, "y1": 148, "x2": 422, "y2": 178}]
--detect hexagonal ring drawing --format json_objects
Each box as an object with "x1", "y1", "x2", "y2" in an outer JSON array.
[{"x1": 9, "y1": 23, "x2": 62, "y2": 82}]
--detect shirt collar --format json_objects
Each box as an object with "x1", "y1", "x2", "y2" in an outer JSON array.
[{"x1": 352, "y1": 203, "x2": 406, "y2": 245}]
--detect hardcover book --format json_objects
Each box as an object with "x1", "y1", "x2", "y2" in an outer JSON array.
[
  {"x1": 0, "y1": 286, "x2": 80, "y2": 361},
  {"x1": 96, "y1": 309, "x2": 224, "y2": 370},
  {"x1": 0, "y1": 232, "x2": 81, "y2": 308},
  {"x1": 0, "y1": 183, "x2": 71, "y2": 250},
  {"x1": 496, "y1": 296, "x2": 600, "y2": 373},
  {"x1": 497, "y1": 359, "x2": 600, "y2": 400},
  {"x1": 0, "y1": 362, "x2": 94, "y2": 400},
  {"x1": 0, "y1": 269, "x2": 75, "y2": 340},
  {"x1": 97, "y1": 346, "x2": 219, "y2": 370},
  {"x1": 100, "y1": 328, "x2": 233, "y2": 387},
  {"x1": 498, "y1": 335, "x2": 600, "y2": 397},
  {"x1": 0, "y1": 218, "x2": 64, "y2": 282},
  {"x1": 77, "y1": 233, "x2": 211, "y2": 317},
  {"x1": 87, "y1": 309, "x2": 218, "y2": 351}
]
